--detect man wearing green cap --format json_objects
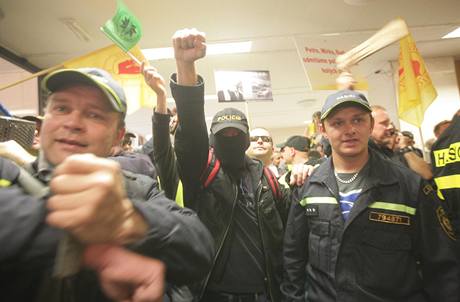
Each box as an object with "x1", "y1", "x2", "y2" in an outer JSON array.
[
  {"x1": 282, "y1": 90, "x2": 458, "y2": 302},
  {"x1": 1, "y1": 67, "x2": 213, "y2": 302}
]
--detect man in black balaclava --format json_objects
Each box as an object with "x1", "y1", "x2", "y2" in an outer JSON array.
[
  {"x1": 210, "y1": 108, "x2": 250, "y2": 180},
  {"x1": 171, "y1": 28, "x2": 292, "y2": 302}
]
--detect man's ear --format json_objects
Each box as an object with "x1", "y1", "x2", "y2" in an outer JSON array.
[
  {"x1": 370, "y1": 115, "x2": 375, "y2": 132},
  {"x1": 114, "y1": 127, "x2": 126, "y2": 147},
  {"x1": 319, "y1": 122, "x2": 328, "y2": 139}
]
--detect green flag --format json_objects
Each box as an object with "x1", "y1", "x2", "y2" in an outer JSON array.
[{"x1": 101, "y1": 0, "x2": 142, "y2": 52}]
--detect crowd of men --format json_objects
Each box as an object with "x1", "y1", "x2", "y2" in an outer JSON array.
[{"x1": 0, "y1": 28, "x2": 458, "y2": 302}]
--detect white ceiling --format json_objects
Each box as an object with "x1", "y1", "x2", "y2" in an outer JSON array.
[{"x1": 0, "y1": 0, "x2": 459, "y2": 137}]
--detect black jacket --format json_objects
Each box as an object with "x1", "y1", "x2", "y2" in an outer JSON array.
[
  {"x1": 0, "y1": 155, "x2": 214, "y2": 302},
  {"x1": 282, "y1": 149, "x2": 459, "y2": 302},
  {"x1": 110, "y1": 150, "x2": 158, "y2": 179},
  {"x1": 152, "y1": 111, "x2": 182, "y2": 202},
  {"x1": 172, "y1": 75, "x2": 291, "y2": 301},
  {"x1": 0, "y1": 157, "x2": 60, "y2": 301},
  {"x1": 431, "y1": 114, "x2": 460, "y2": 236}
]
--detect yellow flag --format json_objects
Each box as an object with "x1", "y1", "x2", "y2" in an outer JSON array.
[
  {"x1": 398, "y1": 34, "x2": 437, "y2": 127},
  {"x1": 63, "y1": 45, "x2": 155, "y2": 114}
]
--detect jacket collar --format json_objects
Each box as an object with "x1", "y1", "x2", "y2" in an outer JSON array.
[
  {"x1": 32, "y1": 152, "x2": 55, "y2": 184},
  {"x1": 309, "y1": 148, "x2": 400, "y2": 230},
  {"x1": 309, "y1": 148, "x2": 398, "y2": 190},
  {"x1": 244, "y1": 155, "x2": 264, "y2": 187}
]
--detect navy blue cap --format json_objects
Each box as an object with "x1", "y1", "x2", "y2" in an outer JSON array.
[{"x1": 321, "y1": 89, "x2": 371, "y2": 120}]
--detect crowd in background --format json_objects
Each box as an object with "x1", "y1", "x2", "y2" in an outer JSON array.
[{"x1": 0, "y1": 28, "x2": 458, "y2": 302}]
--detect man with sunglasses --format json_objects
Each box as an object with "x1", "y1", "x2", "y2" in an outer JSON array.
[{"x1": 246, "y1": 127, "x2": 274, "y2": 167}]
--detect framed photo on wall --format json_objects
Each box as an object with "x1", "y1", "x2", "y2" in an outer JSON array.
[{"x1": 214, "y1": 70, "x2": 273, "y2": 102}]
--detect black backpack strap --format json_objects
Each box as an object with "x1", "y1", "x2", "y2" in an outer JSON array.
[
  {"x1": 200, "y1": 148, "x2": 221, "y2": 189},
  {"x1": 263, "y1": 166, "x2": 282, "y2": 201}
]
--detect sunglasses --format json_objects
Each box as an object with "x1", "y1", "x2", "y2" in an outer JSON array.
[
  {"x1": 250, "y1": 135, "x2": 272, "y2": 143},
  {"x1": 388, "y1": 129, "x2": 397, "y2": 136}
]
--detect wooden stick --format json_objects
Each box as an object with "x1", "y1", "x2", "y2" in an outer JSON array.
[
  {"x1": 417, "y1": 126, "x2": 428, "y2": 162},
  {"x1": 336, "y1": 18, "x2": 409, "y2": 70},
  {"x1": 244, "y1": 100, "x2": 252, "y2": 131},
  {"x1": 0, "y1": 48, "x2": 140, "y2": 92},
  {"x1": 0, "y1": 64, "x2": 64, "y2": 92},
  {"x1": 126, "y1": 50, "x2": 142, "y2": 65}
]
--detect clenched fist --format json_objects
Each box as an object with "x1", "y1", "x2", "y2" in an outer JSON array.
[
  {"x1": 47, "y1": 154, "x2": 147, "y2": 244},
  {"x1": 172, "y1": 28, "x2": 206, "y2": 63},
  {"x1": 84, "y1": 244, "x2": 165, "y2": 302}
]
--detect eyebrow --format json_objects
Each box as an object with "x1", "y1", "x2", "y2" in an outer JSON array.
[
  {"x1": 330, "y1": 112, "x2": 368, "y2": 121},
  {"x1": 49, "y1": 96, "x2": 109, "y2": 112}
]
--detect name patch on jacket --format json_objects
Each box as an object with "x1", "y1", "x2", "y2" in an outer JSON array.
[
  {"x1": 369, "y1": 211, "x2": 410, "y2": 225},
  {"x1": 305, "y1": 205, "x2": 319, "y2": 217}
]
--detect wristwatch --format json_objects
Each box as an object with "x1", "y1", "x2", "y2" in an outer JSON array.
[{"x1": 399, "y1": 146, "x2": 414, "y2": 154}]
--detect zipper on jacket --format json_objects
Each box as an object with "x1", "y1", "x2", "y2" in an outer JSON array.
[
  {"x1": 323, "y1": 179, "x2": 379, "y2": 281},
  {"x1": 199, "y1": 183, "x2": 239, "y2": 298},
  {"x1": 255, "y1": 179, "x2": 275, "y2": 301}
]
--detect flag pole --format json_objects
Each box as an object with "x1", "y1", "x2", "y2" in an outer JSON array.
[
  {"x1": 0, "y1": 64, "x2": 64, "y2": 92},
  {"x1": 417, "y1": 126, "x2": 428, "y2": 161},
  {"x1": 244, "y1": 100, "x2": 252, "y2": 131},
  {"x1": 125, "y1": 50, "x2": 142, "y2": 65},
  {"x1": 0, "y1": 47, "x2": 142, "y2": 92}
]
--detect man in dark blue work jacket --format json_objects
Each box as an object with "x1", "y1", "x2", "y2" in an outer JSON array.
[{"x1": 282, "y1": 90, "x2": 459, "y2": 302}]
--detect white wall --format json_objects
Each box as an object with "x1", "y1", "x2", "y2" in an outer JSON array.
[
  {"x1": 269, "y1": 126, "x2": 306, "y2": 146},
  {"x1": 0, "y1": 57, "x2": 39, "y2": 116}
]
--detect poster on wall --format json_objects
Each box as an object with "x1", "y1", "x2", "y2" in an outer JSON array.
[
  {"x1": 214, "y1": 70, "x2": 273, "y2": 102},
  {"x1": 293, "y1": 36, "x2": 368, "y2": 91}
]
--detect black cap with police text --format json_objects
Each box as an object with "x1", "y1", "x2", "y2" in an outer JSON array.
[
  {"x1": 211, "y1": 108, "x2": 249, "y2": 134},
  {"x1": 42, "y1": 68, "x2": 127, "y2": 117},
  {"x1": 321, "y1": 89, "x2": 371, "y2": 120},
  {"x1": 277, "y1": 135, "x2": 310, "y2": 152}
]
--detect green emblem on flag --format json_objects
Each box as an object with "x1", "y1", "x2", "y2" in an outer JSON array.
[{"x1": 101, "y1": 0, "x2": 142, "y2": 52}]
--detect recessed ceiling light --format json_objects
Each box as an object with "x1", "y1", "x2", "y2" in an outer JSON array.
[
  {"x1": 442, "y1": 27, "x2": 460, "y2": 39},
  {"x1": 142, "y1": 47, "x2": 173, "y2": 60},
  {"x1": 321, "y1": 33, "x2": 341, "y2": 37},
  {"x1": 59, "y1": 18, "x2": 92, "y2": 42},
  {"x1": 296, "y1": 99, "x2": 316, "y2": 105},
  {"x1": 207, "y1": 41, "x2": 252, "y2": 55},
  {"x1": 142, "y1": 41, "x2": 252, "y2": 60},
  {"x1": 344, "y1": 0, "x2": 375, "y2": 6}
]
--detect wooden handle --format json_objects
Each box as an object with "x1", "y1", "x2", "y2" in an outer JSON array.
[{"x1": 336, "y1": 18, "x2": 409, "y2": 70}]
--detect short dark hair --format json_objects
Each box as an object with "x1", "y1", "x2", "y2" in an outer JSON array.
[
  {"x1": 312, "y1": 111, "x2": 321, "y2": 119},
  {"x1": 308, "y1": 150, "x2": 321, "y2": 160},
  {"x1": 433, "y1": 120, "x2": 451, "y2": 137}
]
